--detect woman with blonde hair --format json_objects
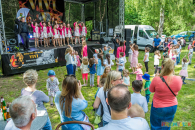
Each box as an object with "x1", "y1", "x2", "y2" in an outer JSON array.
[
  {"x1": 93, "y1": 71, "x2": 123, "y2": 126},
  {"x1": 81, "y1": 40, "x2": 88, "y2": 58},
  {"x1": 55, "y1": 76, "x2": 89, "y2": 130},
  {"x1": 149, "y1": 58, "x2": 182, "y2": 130},
  {"x1": 21, "y1": 69, "x2": 52, "y2": 130}
]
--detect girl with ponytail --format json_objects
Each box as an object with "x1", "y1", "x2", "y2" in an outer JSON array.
[
  {"x1": 104, "y1": 54, "x2": 114, "y2": 68},
  {"x1": 96, "y1": 53, "x2": 105, "y2": 87}
]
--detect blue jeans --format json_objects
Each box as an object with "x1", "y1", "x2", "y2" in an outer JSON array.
[
  {"x1": 145, "y1": 94, "x2": 150, "y2": 103},
  {"x1": 43, "y1": 117, "x2": 52, "y2": 130},
  {"x1": 90, "y1": 74, "x2": 95, "y2": 86},
  {"x1": 73, "y1": 64, "x2": 76, "y2": 76},
  {"x1": 66, "y1": 64, "x2": 74, "y2": 75},
  {"x1": 118, "y1": 69, "x2": 123, "y2": 78},
  {"x1": 102, "y1": 120, "x2": 109, "y2": 126},
  {"x1": 150, "y1": 102, "x2": 177, "y2": 130},
  {"x1": 176, "y1": 55, "x2": 180, "y2": 64}
]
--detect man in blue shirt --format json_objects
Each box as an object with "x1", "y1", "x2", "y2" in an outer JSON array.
[
  {"x1": 95, "y1": 84, "x2": 150, "y2": 130},
  {"x1": 153, "y1": 35, "x2": 161, "y2": 53},
  {"x1": 172, "y1": 36, "x2": 177, "y2": 45}
]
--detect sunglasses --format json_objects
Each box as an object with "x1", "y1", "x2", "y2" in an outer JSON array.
[{"x1": 113, "y1": 78, "x2": 123, "y2": 81}]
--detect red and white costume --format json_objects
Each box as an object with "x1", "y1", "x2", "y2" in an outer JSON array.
[
  {"x1": 81, "y1": 26, "x2": 87, "y2": 37},
  {"x1": 31, "y1": 24, "x2": 40, "y2": 38},
  {"x1": 40, "y1": 23, "x2": 47, "y2": 38},
  {"x1": 52, "y1": 29, "x2": 59, "y2": 39},
  {"x1": 74, "y1": 22, "x2": 81, "y2": 37},
  {"x1": 58, "y1": 27, "x2": 65, "y2": 39},
  {"x1": 47, "y1": 26, "x2": 53, "y2": 37},
  {"x1": 66, "y1": 27, "x2": 72, "y2": 38}
]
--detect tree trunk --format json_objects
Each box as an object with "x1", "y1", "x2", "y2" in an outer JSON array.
[
  {"x1": 158, "y1": 6, "x2": 164, "y2": 36},
  {"x1": 64, "y1": 2, "x2": 66, "y2": 22},
  {"x1": 68, "y1": 3, "x2": 71, "y2": 24}
]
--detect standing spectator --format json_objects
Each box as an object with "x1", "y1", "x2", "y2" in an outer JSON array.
[
  {"x1": 116, "y1": 52, "x2": 125, "y2": 76},
  {"x1": 168, "y1": 37, "x2": 172, "y2": 43},
  {"x1": 21, "y1": 69, "x2": 52, "y2": 130},
  {"x1": 112, "y1": 37, "x2": 120, "y2": 57},
  {"x1": 163, "y1": 38, "x2": 169, "y2": 52},
  {"x1": 149, "y1": 58, "x2": 182, "y2": 130},
  {"x1": 143, "y1": 47, "x2": 150, "y2": 73},
  {"x1": 93, "y1": 71, "x2": 123, "y2": 126},
  {"x1": 192, "y1": 39, "x2": 195, "y2": 52},
  {"x1": 95, "y1": 84, "x2": 150, "y2": 130},
  {"x1": 188, "y1": 45, "x2": 193, "y2": 65},
  {"x1": 172, "y1": 36, "x2": 177, "y2": 45},
  {"x1": 4, "y1": 96, "x2": 36, "y2": 130},
  {"x1": 180, "y1": 37, "x2": 184, "y2": 46},
  {"x1": 142, "y1": 74, "x2": 151, "y2": 104},
  {"x1": 116, "y1": 41, "x2": 126, "y2": 64},
  {"x1": 153, "y1": 35, "x2": 161, "y2": 52},
  {"x1": 82, "y1": 40, "x2": 88, "y2": 58}
]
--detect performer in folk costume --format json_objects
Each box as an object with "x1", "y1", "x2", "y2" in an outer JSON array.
[
  {"x1": 47, "y1": 22, "x2": 53, "y2": 46},
  {"x1": 54, "y1": 20, "x2": 59, "y2": 46},
  {"x1": 40, "y1": 22, "x2": 48, "y2": 47},
  {"x1": 31, "y1": 22, "x2": 40, "y2": 48},
  {"x1": 39, "y1": 26, "x2": 43, "y2": 47},
  {"x1": 62, "y1": 23, "x2": 67, "y2": 45},
  {"x1": 52, "y1": 25, "x2": 59, "y2": 47},
  {"x1": 66, "y1": 24, "x2": 73, "y2": 45},
  {"x1": 81, "y1": 22, "x2": 87, "y2": 40},
  {"x1": 58, "y1": 24, "x2": 65, "y2": 46},
  {"x1": 74, "y1": 22, "x2": 81, "y2": 44}
]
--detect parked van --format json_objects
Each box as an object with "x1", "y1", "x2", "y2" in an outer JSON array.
[{"x1": 114, "y1": 25, "x2": 165, "y2": 52}]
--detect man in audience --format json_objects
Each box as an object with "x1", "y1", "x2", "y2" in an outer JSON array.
[
  {"x1": 96, "y1": 84, "x2": 150, "y2": 130},
  {"x1": 5, "y1": 96, "x2": 37, "y2": 130}
]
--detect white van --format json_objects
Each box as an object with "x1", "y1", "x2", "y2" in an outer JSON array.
[{"x1": 114, "y1": 25, "x2": 165, "y2": 52}]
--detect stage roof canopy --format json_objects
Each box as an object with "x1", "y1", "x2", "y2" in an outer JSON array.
[{"x1": 64, "y1": 0, "x2": 99, "y2": 4}]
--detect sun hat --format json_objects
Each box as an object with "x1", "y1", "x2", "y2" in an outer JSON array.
[
  {"x1": 95, "y1": 49, "x2": 99, "y2": 53},
  {"x1": 48, "y1": 70, "x2": 55, "y2": 76},
  {"x1": 142, "y1": 73, "x2": 150, "y2": 81}
]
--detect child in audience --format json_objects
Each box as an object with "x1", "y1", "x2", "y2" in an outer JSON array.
[
  {"x1": 65, "y1": 45, "x2": 74, "y2": 75},
  {"x1": 143, "y1": 47, "x2": 150, "y2": 73},
  {"x1": 97, "y1": 53, "x2": 104, "y2": 87},
  {"x1": 142, "y1": 73, "x2": 151, "y2": 104},
  {"x1": 102, "y1": 66, "x2": 111, "y2": 79},
  {"x1": 123, "y1": 69, "x2": 130, "y2": 86},
  {"x1": 88, "y1": 58, "x2": 97, "y2": 87},
  {"x1": 131, "y1": 45, "x2": 139, "y2": 73},
  {"x1": 176, "y1": 41, "x2": 181, "y2": 64},
  {"x1": 100, "y1": 45, "x2": 112, "y2": 60},
  {"x1": 128, "y1": 43, "x2": 133, "y2": 69},
  {"x1": 46, "y1": 70, "x2": 59, "y2": 106},
  {"x1": 134, "y1": 63, "x2": 143, "y2": 81},
  {"x1": 82, "y1": 40, "x2": 88, "y2": 58},
  {"x1": 172, "y1": 50, "x2": 177, "y2": 66},
  {"x1": 80, "y1": 57, "x2": 89, "y2": 86},
  {"x1": 94, "y1": 78, "x2": 107, "y2": 99},
  {"x1": 179, "y1": 56, "x2": 190, "y2": 84},
  {"x1": 104, "y1": 54, "x2": 114, "y2": 68},
  {"x1": 93, "y1": 49, "x2": 99, "y2": 61},
  {"x1": 75, "y1": 51, "x2": 81, "y2": 71},
  {"x1": 154, "y1": 50, "x2": 161, "y2": 74},
  {"x1": 72, "y1": 50, "x2": 77, "y2": 75},
  {"x1": 188, "y1": 45, "x2": 193, "y2": 65},
  {"x1": 128, "y1": 104, "x2": 145, "y2": 118},
  {"x1": 116, "y1": 52, "x2": 125, "y2": 76},
  {"x1": 131, "y1": 80, "x2": 148, "y2": 113}
]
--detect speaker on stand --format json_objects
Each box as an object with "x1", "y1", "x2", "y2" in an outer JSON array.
[{"x1": 125, "y1": 29, "x2": 131, "y2": 57}]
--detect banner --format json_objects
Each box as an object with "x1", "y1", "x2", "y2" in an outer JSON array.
[{"x1": 18, "y1": 0, "x2": 64, "y2": 23}]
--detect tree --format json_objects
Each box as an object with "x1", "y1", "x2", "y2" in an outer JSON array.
[{"x1": 99, "y1": 0, "x2": 107, "y2": 33}]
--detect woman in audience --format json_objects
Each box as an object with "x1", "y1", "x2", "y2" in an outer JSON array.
[
  {"x1": 93, "y1": 71, "x2": 123, "y2": 126},
  {"x1": 55, "y1": 75, "x2": 89, "y2": 130},
  {"x1": 149, "y1": 58, "x2": 182, "y2": 130},
  {"x1": 21, "y1": 69, "x2": 52, "y2": 130}
]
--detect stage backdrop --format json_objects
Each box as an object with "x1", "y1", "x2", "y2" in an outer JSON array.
[{"x1": 18, "y1": 0, "x2": 64, "y2": 23}]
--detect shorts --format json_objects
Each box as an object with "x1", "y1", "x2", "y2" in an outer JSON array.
[{"x1": 82, "y1": 73, "x2": 88, "y2": 80}]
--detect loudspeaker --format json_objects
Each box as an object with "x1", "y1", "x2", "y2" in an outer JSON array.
[{"x1": 125, "y1": 29, "x2": 131, "y2": 57}]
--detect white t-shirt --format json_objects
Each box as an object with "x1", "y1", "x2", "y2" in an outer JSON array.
[
  {"x1": 154, "y1": 55, "x2": 160, "y2": 65},
  {"x1": 80, "y1": 63, "x2": 89, "y2": 73},
  {"x1": 182, "y1": 62, "x2": 189, "y2": 70},
  {"x1": 104, "y1": 59, "x2": 114, "y2": 68},
  {"x1": 5, "y1": 119, "x2": 21, "y2": 130},
  {"x1": 143, "y1": 52, "x2": 149, "y2": 62},
  {"x1": 65, "y1": 53, "x2": 73, "y2": 65},
  {"x1": 72, "y1": 55, "x2": 77, "y2": 65},
  {"x1": 189, "y1": 49, "x2": 193, "y2": 56}
]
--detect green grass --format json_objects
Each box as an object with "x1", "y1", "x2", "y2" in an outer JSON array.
[{"x1": 0, "y1": 46, "x2": 195, "y2": 129}]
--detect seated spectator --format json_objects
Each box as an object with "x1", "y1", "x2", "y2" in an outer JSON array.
[
  {"x1": 55, "y1": 75, "x2": 89, "y2": 130},
  {"x1": 5, "y1": 96, "x2": 36, "y2": 130},
  {"x1": 131, "y1": 80, "x2": 148, "y2": 113},
  {"x1": 21, "y1": 69, "x2": 52, "y2": 130},
  {"x1": 149, "y1": 58, "x2": 182, "y2": 130},
  {"x1": 93, "y1": 71, "x2": 123, "y2": 126},
  {"x1": 96, "y1": 84, "x2": 150, "y2": 130},
  {"x1": 128, "y1": 104, "x2": 145, "y2": 118}
]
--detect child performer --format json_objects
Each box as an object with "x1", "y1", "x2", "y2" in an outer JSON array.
[
  {"x1": 82, "y1": 40, "x2": 88, "y2": 58},
  {"x1": 142, "y1": 73, "x2": 151, "y2": 104},
  {"x1": 47, "y1": 22, "x2": 53, "y2": 46},
  {"x1": 58, "y1": 24, "x2": 65, "y2": 47},
  {"x1": 154, "y1": 50, "x2": 161, "y2": 74},
  {"x1": 52, "y1": 25, "x2": 59, "y2": 47},
  {"x1": 128, "y1": 43, "x2": 133, "y2": 69},
  {"x1": 88, "y1": 58, "x2": 97, "y2": 87},
  {"x1": 143, "y1": 47, "x2": 150, "y2": 73},
  {"x1": 97, "y1": 53, "x2": 104, "y2": 87},
  {"x1": 74, "y1": 22, "x2": 81, "y2": 44},
  {"x1": 80, "y1": 57, "x2": 89, "y2": 86},
  {"x1": 31, "y1": 22, "x2": 40, "y2": 48},
  {"x1": 62, "y1": 23, "x2": 66, "y2": 46},
  {"x1": 66, "y1": 24, "x2": 73, "y2": 45},
  {"x1": 131, "y1": 45, "x2": 139, "y2": 73},
  {"x1": 179, "y1": 56, "x2": 190, "y2": 84},
  {"x1": 39, "y1": 26, "x2": 43, "y2": 47},
  {"x1": 75, "y1": 51, "x2": 81, "y2": 71},
  {"x1": 123, "y1": 69, "x2": 130, "y2": 86},
  {"x1": 40, "y1": 22, "x2": 48, "y2": 47},
  {"x1": 65, "y1": 45, "x2": 74, "y2": 75},
  {"x1": 46, "y1": 70, "x2": 59, "y2": 106},
  {"x1": 188, "y1": 45, "x2": 193, "y2": 65},
  {"x1": 134, "y1": 63, "x2": 143, "y2": 81},
  {"x1": 81, "y1": 22, "x2": 87, "y2": 40}
]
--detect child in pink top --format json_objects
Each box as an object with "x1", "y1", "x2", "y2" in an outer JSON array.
[
  {"x1": 75, "y1": 51, "x2": 81, "y2": 71},
  {"x1": 134, "y1": 63, "x2": 143, "y2": 81},
  {"x1": 82, "y1": 40, "x2": 88, "y2": 57},
  {"x1": 131, "y1": 44, "x2": 139, "y2": 73}
]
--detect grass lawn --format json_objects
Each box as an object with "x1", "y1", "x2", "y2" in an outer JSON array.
[{"x1": 0, "y1": 46, "x2": 194, "y2": 130}]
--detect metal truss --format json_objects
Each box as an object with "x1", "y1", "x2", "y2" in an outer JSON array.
[
  {"x1": 0, "y1": 0, "x2": 6, "y2": 54},
  {"x1": 81, "y1": 4, "x2": 85, "y2": 23},
  {"x1": 119, "y1": 0, "x2": 125, "y2": 41}
]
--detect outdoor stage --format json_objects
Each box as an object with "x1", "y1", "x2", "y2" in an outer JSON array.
[{"x1": 1, "y1": 41, "x2": 102, "y2": 75}]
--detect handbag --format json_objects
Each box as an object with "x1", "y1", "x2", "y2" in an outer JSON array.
[{"x1": 160, "y1": 76, "x2": 176, "y2": 97}]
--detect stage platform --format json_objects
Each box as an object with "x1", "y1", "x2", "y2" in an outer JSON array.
[{"x1": 1, "y1": 41, "x2": 102, "y2": 75}]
